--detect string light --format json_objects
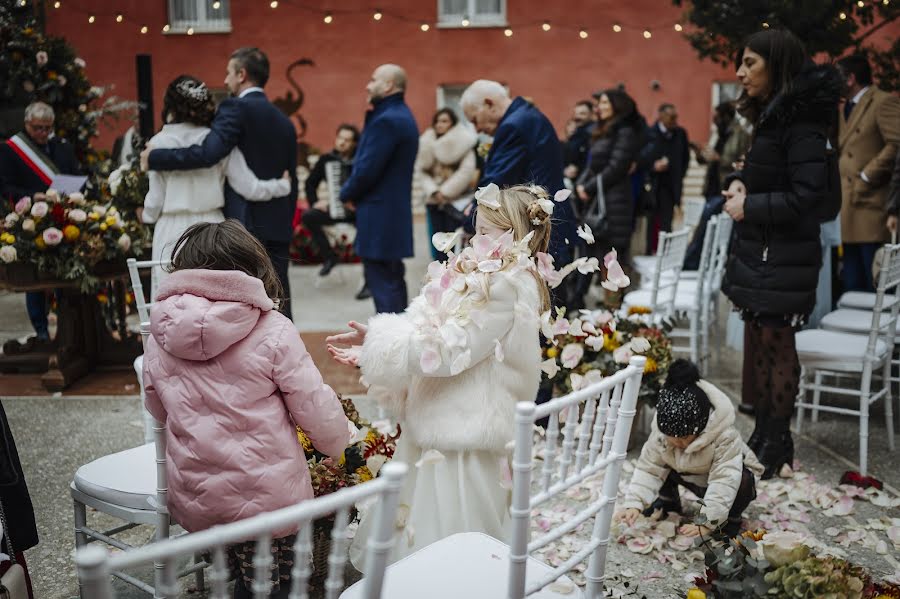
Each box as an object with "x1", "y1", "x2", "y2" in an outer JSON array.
[
  {"x1": 162, "y1": 23, "x2": 170, "y2": 32},
  {"x1": 373, "y1": 10, "x2": 382, "y2": 20},
  {"x1": 140, "y1": 25, "x2": 148, "y2": 34},
  {"x1": 762, "y1": 21, "x2": 769, "y2": 28},
  {"x1": 186, "y1": 27, "x2": 194, "y2": 35},
  {"x1": 840, "y1": 11, "x2": 847, "y2": 19},
  {"x1": 542, "y1": 22, "x2": 551, "y2": 31},
  {"x1": 579, "y1": 29, "x2": 588, "y2": 39},
  {"x1": 212, "y1": 0, "x2": 220, "y2": 8},
  {"x1": 613, "y1": 24, "x2": 622, "y2": 32},
  {"x1": 461, "y1": 16, "x2": 470, "y2": 26},
  {"x1": 504, "y1": 28, "x2": 513, "y2": 37},
  {"x1": 270, "y1": 1, "x2": 278, "y2": 7},
  {"x1": 857, "y1": 0, "x2": 864, "y2": 6},
  {"x1": 674, "y1": 23, "x2": 683, "y2": 31},
  {"x1": 115, "y1": 14, "x2": 123, "y2": 23},
  {"x1": 643, "y1": 29, "x2": 652, "y2": 38},
  {"x1": 323, "y1": 13, "x2": 333, "y2": 24},
  {"x1": 87, "y1": 14, "x2": 95, "y2": 23},
  {"x1": 420, "y1": 23, "x2": 430, "y2": 31},
  {"x1": 53, "y1": 1, "x2": 61, "y2": 7}
]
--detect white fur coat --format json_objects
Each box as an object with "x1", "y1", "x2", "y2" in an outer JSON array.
[
  {"x1": 620, "y1": 381, "x2": 764, "y2": 526},
  {"x1": 415, "y1": 123, "x2": 478, "y2": 201},
  {"x1": 359, "y1": 269, "x2": 542, "y2": 452}
]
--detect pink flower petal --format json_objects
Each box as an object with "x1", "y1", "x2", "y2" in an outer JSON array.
[{"x1": 554, "y1": 189, "x2": 572, "y2": 203}]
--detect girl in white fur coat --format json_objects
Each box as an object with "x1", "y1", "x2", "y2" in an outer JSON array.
[{"x1": 327, "y1": 183, "x2": 586, "y2": 569}]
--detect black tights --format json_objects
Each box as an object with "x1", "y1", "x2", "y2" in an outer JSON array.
[
  {"x1": 742, "y1": 321, "x2": 800, "y2": 426},
  {"x1": 658, "y1": 467, "x2": 757, "y2": 521}
]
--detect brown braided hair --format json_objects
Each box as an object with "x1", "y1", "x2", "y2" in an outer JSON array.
[{"x1": 161, "y1": 75, "x2": 215, "y2": 128}]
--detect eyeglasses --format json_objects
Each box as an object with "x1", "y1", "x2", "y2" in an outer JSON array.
[{"x1": 27, "y1": 123, "x2": 54, "y2": 133}]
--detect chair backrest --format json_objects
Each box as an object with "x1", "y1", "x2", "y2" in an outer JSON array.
[
  {"x1": 76, "y1": 462, "x2": 408, "y2": 599},
  {"x1": 709, "y1": 215, "x2": 733, "y2": 294},
  {"x1": 126, "y1": 258, "x2": 170, "y2": 323},
  {"x1": 865, "y1": 243, "x2": 900, "y2": 370},
  {"x1": 682, "y1": 198, "x2": 705, "y2": 229},
  {"x1": 507, "y1": 356, "x2": 646, "y2": 599},
  {"x1": 648, "y1": 228, "x2": 691, "y2": 316},
  {"x1": 691, "y1": 215, "x2": 720, "y2": 314}
]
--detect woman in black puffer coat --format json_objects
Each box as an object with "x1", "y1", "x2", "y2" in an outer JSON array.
[
  {"x1": 573, "y1": 89, "x2": 643, "y2": 307},
  {"x1": 721, "y1": 29, "x2": 842, "y2": 479}
]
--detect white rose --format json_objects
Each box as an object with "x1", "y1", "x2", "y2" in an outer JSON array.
[
  {"x1": 68, "y1": 209, "x2": 87, "y2": 223},
  {"x1": 22, "y1": 219, "x2": 35, "y2": 233},
  {"x1": 5, "y1": 213, "x2": 19, "y2": 226},
  {"x1": 107, "y1": 166, "x2": 126, "y2": 195},
  {"x1": 30, "y1": 201, "x2": 49, "y2": 218},
  {"x1": 67, "y1": 192, "x2": 85, "y2": 205},
  {"x1": 117, "y1": 233, "x2": 131, "y2": 252},
  {"x1": 45, "y1": 189, "x2": 59, "y2": 201},
  {"x1": 0, "y1": 246, "x2": 16, "y2": 263},
  {"x1": 93, "y1": 205, "x2": 107, "y2": 217}
]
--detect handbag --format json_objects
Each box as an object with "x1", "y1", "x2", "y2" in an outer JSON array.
[
  {"x1": 0, "y1": 500, "x2": 28, "y2": 599},
  {"x1": 584, "y1": 175, "x2": 609, "y2": 236}
]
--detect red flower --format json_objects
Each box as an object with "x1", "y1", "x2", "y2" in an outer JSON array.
[{"x1": 50, "y1": 203, "x2": 66, "y2": 225}]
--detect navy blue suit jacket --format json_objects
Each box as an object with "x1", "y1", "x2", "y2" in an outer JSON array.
[
  {"x1": 0, "y1": 136, "x2": 80, "y2": 202},
  {"x1": 147, "y1": 91, "x2": 298, "y2": 243},
  {"x1": 340, "y1": 94, "x2": 418, "y2": 261},
  {"x1": 478, "y1": 97, "x2": 577, "y2": 265}
]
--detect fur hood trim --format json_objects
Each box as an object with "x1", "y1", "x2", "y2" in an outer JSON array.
[{"x1": 419, "y1": 123, "x2": 478, "y2": 166}]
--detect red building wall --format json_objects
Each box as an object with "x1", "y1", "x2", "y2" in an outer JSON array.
[{"x1": 43, "y1": 1, "x2": 893, "y2": 155}]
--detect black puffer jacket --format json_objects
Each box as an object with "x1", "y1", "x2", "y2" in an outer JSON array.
[
  {"x1": 722, "y1": 64, "x2": 843, "y2": 317},
  {"x1": 576, "y1": 121, "x2": 642, "y2": 251}
]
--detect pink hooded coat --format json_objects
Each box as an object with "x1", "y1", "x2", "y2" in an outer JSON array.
[{"x1": 143, "y1": 269, "x2": 351, "y2": 535}]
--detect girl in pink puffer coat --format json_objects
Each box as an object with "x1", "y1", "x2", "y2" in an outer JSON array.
[{"x1": 143, "y1": 220, "x2": 351, "y2": 598}]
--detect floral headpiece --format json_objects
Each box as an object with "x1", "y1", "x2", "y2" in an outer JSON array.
[{"x1": 176, "y1": 79, "x2": 209, "y2": 103}]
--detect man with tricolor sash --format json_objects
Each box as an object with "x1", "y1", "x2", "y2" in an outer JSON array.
[{"x1": 0, "y1": 101, "x2": 80, "y2": 341}]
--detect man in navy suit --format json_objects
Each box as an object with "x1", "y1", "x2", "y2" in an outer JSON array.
[
  {"x1": 340, "y1": 64, "x2": 418, "y2": 314},
  {"x1": 140, "y1": 47, "x2": 298, "y2": 320},
  {"x1": 461, "y1": 80, "x2": 578, "y2": 268}
]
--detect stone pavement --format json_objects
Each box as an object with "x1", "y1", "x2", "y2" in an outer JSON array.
[{"x1": 2, "y1": 220, "x2": 899, "y2": 598}]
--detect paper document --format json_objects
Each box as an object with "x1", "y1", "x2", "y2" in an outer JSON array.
[{"x1": 49, "y1": 174, "x2": 88, "y2": 195}]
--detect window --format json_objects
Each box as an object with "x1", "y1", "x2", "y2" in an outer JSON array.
[
  {"x1": 167, "y1": 0, "x2": 231, "y2": 34},
  {"x1": 436, "y1": 84, "x2": 470, "y2": 124},
  {"x1": 438, "y1": 0, "x2": 507, "y2": 28},
  {"x1": 711, "y1": 81, "x2": 741, "y2": 108}
]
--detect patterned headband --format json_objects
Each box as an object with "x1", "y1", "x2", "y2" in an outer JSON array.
[{"x1": 175, "y1": 79, "x2": 209, "y2": 103}]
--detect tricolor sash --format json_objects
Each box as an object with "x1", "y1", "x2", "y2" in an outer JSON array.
[{"x1": 6, "y1": 132, "x2": 60, "y2": 186}]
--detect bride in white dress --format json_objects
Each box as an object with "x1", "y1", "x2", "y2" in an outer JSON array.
[
  {"x1": 328, "y1": 184, "x2": 576, "y2": 570},
  {"x1": 141, "y1": 76, "x2": 290, "y2": 298}
]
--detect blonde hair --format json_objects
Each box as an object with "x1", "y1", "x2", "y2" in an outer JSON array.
[{"x1": 476, "y1": 184, "x2": 553, "y2": 311}]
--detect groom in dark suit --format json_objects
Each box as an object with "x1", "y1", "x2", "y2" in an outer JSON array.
[{"x1": 141, "y1": 47, "x2": 298, "y2": 319}]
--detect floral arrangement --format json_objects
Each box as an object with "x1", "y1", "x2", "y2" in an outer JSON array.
[
  {"x1": 0, "y1": 190, "x2": 149, "y2": 292},
  {"x1": 297, "y1": 397, "x2": 400, "y2": 497},
  {"x1": 106, "y1": 158, "x2": 149, "y2": 221},
  {"x1": 289, "y1": 208, "x2": 359, "y2": 265},
  {"x1": 0, "y1": 5, "x2": 137, "y2": 175},
  {"x1": 686, "y1": 528, "x2": 900, "y2": 599}
]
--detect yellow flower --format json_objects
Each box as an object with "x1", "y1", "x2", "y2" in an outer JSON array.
[
  {"x1": 644, "y1": 357, "x2": 658, "y2": 373},
  {"x1": 34, "y1": 236, "x2": 46, "y2": 250},
  {"x1": 355, "y1": 466, "x2": 373, "y2": 482},
  {"x1": 603, "y1": 333, "x2": 619, "y2": 352},
  {"x1": 628, "y1": 305, "x2": 653, "y2": 315},
  {"x1": 63, "y1": 224, "x2": 80, "y2": 242},
  {"x1": 546, "y1": 346, "x2": 559, "y2": 358},
  {"x1": 96, "y1": 293, "x2": 109, "y2": 304},
  {"x1": 686, "y1": 590, "x2": 706, "y2": 599},
  {"x1": 338, "y1": 452, "x2": 346, "y2": 467},
  {"x1": 99, "y1": 223, "x2": 108, "y2": 231},
  {"x1": 105, "y1": 215, "x2": 117, "y2": 227},
  {"x1": 0, "y1": 233, "x2": 13, "y2": 244},
  {"x1": 296, "y1": 428, "x2": 313, "y2": 452},
  {"x1": 88, "y1": 212, "x2": 100, "y2": 221}
]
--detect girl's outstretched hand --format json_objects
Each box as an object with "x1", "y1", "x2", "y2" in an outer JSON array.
[
  {"x1": 327, "y1": 344, "x2": 361, "y2": 367},
  {"x1": 325, "y1": 321, "x2": 368, "y2": 347}
]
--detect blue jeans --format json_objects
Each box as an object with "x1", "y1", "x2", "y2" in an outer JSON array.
[
  {"x1": 25, "y1": 291, "x2": 49, "y2": 339},
  {"x1": 841, "y1": 242, "x2": 880, "y2": 292},
  {"x1": 363, "y1": 259, "x2": 407, "y2": 314}
]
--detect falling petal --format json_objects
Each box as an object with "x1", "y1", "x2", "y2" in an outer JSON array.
[
  {"x1": 554, "y1": 189, "x2": 572, "y2": 203},
  {"x1": 603, "y1": 248, "x2": 618, "y2": 267},
  {"x1": 569, "y1": 373, "x2": 584, "y2": 391},
  {"x1": 432, "y1": 230, "x2": 461, "y2": 253},
  {"x1": 541, "y1": 357, "x2": 560, "y2": 378},
  {"x1": 474, "y1": 182, "x2": 501, "y2": 209},
  {"x1": 537, "y1": 198, "x2": 555, "y2": 215},
  {"x1": 828, "y1": 496, "x2": 855, "y2": 517},
  {"x1": 560, "y1": 343, "x2": 585, "y2": 368},
  {"x1": 626, "y1": 537, "x2": 654, "y2": 554},
  {"x1": 577, "y1": 223, "x2": 595, "y2": 244}
]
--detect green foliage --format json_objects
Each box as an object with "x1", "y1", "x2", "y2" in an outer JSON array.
[
  {"x1": 673, "y1": 0, "x2": 900, "y2": 91},
  {"x1": 693, "y1": 528, "x2": 772, "y2": 599},
  {"x1": 764, "y1": 556, "x2": 867, "y2": 599}
]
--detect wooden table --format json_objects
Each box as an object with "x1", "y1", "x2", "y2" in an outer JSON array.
[{"x1": 0, "y1": 265, "x2": 142, "y2": 392}]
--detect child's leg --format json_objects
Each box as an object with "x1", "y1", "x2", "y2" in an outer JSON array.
[
  {"x1": 721, "y1": 467, "x2": 757, "y2": 536},
  {"x1": 643, "y1": 471, "x2": 683, "y2": 517}
]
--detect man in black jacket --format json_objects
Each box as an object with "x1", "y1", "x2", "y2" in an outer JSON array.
[
  {"x1": 562, "y1": 100, "x2": 595, "y2": 182},
  {"x1": 0, "y1": 101, "x2": 80, "y2": 341},
  {"x1": 302, "y1": 123, "x2": 358, "y2": 277},
  {"x1": 640, "y1": 103, "x2": 690, "y2": 254}
]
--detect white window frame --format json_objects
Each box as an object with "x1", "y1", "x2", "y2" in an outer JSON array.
[
  {"x1": 437, "y1": 0, "x2": 507, "y2": 28},
  {"x1": 166, "y1": 0, "x2": 232, "y2": 34},
  {"x1": 711, "y1": 81, "x2": 742, "y2": 109}
]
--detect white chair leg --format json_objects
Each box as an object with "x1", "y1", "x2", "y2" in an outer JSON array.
[
  {"x1": 193, "y1": 554, "x2": 205, "y2": 592},
  {"x1": 885, "y1": 362, "x2": 896, "y2": 452},
  {"x1": 74, "y1": 500, "x2": 88, "y2": 599},
  {"x1": 811, "y1": 371, "x2": 823, "y2": 424},
  {"x1": 860, "y1": 383, "x2": 871, "y2": 477},
  {"x1": 690, "y1": 311, "x2": 699, "y2": 366},
  {"x1": 795, "y1": 367, "x2": 807, "y2": 434}
]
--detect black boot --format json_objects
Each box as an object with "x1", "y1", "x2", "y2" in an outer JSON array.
[
  {"x1": 642, "y1": 496, "x2": 683, "y2": 519},
  {"x1": 746, "y1": 410, "x2": 767, "y2": 456},
  {"x1": 757, "y1": 427, "x2": 794, "y2": 480},
  {"x1": 737, "y1": 403, "x2": 756, "y2": 416},
  {"x1": 319, "y1": 256, "x2": 338, "y2": 277}
]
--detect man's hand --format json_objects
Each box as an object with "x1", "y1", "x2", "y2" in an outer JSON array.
[
  {"x1": 139, "y1": 147, "x2": 151, "y2": 172},
  {"x1": 313, "y1": 200, "x2": 329, "y2": 212},
  {"x1": 723, "y1": 189, "x2": 746, "y2": 222},
  {"x1": 888, "y1": 215, "x2": 898, "y2": 236},
  {"x1": 344, "y1": 200, "x2": 356, "y2": 212},
  {"x1": 615, "y1": 508, "x2": 641, "y2": 527},
  {"x1": 653, "y1": 157, "x2": 670, "y2": 173},
  {"x1": 678, "y1": 524, "x2": 712, "y2": 538}
]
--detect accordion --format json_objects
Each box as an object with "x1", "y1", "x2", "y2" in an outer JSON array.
[{"x1": 325, "y1": 159, "x2": 346, "y2": 219}]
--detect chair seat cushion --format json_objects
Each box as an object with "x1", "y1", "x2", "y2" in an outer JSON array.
[
  {"x1": 837, "y1": 291, "x2": 899, "y2": 311},
  {"x1": 623, "y1": 288, "x2": 698, "y2": 312},
  {"x1": 73, "y1": 443, "x2": 156, "y2": 511},
  {"x1": 820, "y1": 309, "x2": 900, "y2": 337},
  {"x1": 796, "y1": 329, "x2": 890, "y2": 371},
  {"x1": 340, "y1": 532, "x2": 582, "y2": 599}
]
